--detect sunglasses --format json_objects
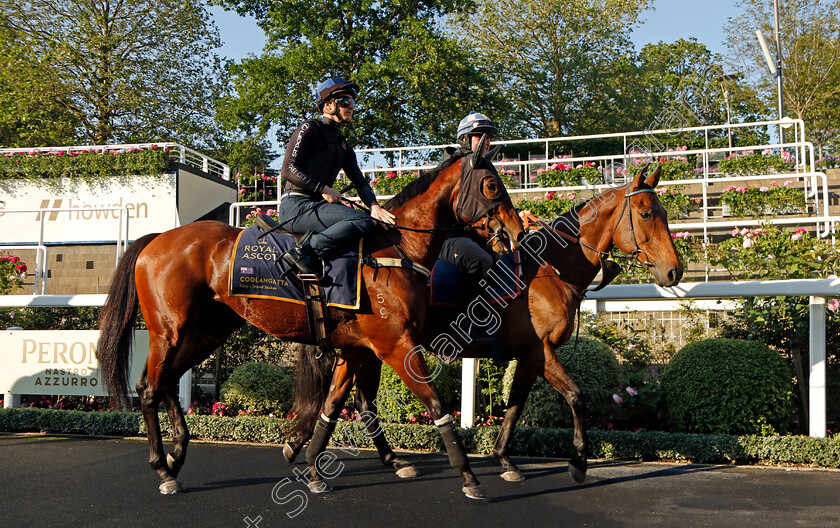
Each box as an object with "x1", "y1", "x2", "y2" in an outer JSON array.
[{"x1": 331, "y1": 96, "x2": 355, "y2": 109}]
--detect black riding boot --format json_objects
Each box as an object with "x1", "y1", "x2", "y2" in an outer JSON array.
[{"x1": 282, "y1": 233, "x2": 324, "y2": 278}]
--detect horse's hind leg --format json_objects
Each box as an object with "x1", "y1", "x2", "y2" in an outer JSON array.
[
  {"x1": 542, "y1": 342, "x2": 588, "y2": 483},
  {"x1": 302, "y1": 356, "x2": 360, "y2": 493},
  {"x1": 136, "y1": 366, "x2": 183, "y2": 494},
  {"x1": 353, "y1": 351, "x2": 418, "y2": 479},
  {"x1": 493, "y1": 359, "x2": 537, "y2": 482},
  {"x1": 162, "y1": 390, "x2": 189, "y2": 478}
]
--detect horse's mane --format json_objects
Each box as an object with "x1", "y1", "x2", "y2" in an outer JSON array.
[{"x1": 383, "y1": 153, "x2": 464, "y2": 211}]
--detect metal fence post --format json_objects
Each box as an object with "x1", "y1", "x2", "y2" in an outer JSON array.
[
  {"x1": 179, "y1": 370, "x2": 192, "y2": 412},
  {"x1": 460, "y1": 358, "x2": 477, "y2": 428},
  {"x1": 809, "y1": 296, "x2": 827, "y2": 438}
]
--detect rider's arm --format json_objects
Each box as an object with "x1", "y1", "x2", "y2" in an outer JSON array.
[
  {"x1": 342, "y1": 148, "x2": 377, "y2": 208},
  {"x1": 281, "y1": 121, "x2": 325, "y2": 195}
]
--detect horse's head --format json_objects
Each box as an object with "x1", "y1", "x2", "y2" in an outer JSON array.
[
  {"x1": 610, "y1": 165, "x2": 684, "y2": 287},
  {"x1": 455, "y1": 137, "x2": 525, "y2": 251}
]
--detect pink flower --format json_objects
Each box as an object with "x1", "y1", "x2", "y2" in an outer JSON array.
[
  {"x1": 626, "y1": 387, "x2": 638, "y2": 397},
  {"x1": 743, "y1": 237, "x2": 754, "y2": 249},
  {"x1": 740, "y1": 228, "x2": 750, "y2": 236},
  {"x1": 784, "y1": 180, "x2": 792, "y2": 187},
  {"x1": 828, "y1": 299, "x2": 839, "y2": 312},
  {"x1": 795, "y1": 229, "x2": 807, "y2": 235},
  {"x1": 791, "y1": 233, "x2": 802, "y2": 241},
  {"x1": 612, "y1": 394, "x2": 623, "y2": 405},
  {"x1": 828, "y1": 274, "x2": 838, "y2": 280},
  {"x1": 760, "y1": 186, "x2": 769, "y2": 192},
  {"x1": 731, "y1": 227, "x2": 740, "y2": 237},
  {"x1": 15, "y1": 263, "x2": 26, "y2": 273},
  {"x1": 770, "y1": 181, "x2": 778, "y2": 186}
]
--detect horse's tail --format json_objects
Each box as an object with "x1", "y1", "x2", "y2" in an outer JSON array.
[
  {"x1": 97, "y1": 233, "x2": 160, "y2": 409},
  {"x1": 292, "y1": 344, "x2": 335, "y2": 439}
]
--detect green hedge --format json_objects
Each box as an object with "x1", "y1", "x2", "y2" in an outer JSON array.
[
  {"x1": 4, "y1": 407, "x2": 840, "y2": 467},
  {"x1": 0, "y1": 148, "x2": 171, "y2": 181}
]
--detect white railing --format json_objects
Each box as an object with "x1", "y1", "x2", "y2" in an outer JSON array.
[
  {"x1": 356, "y1": 118, "x2": 809, "y2": 178},
  {"x1": 458, "y1": 278, "x2": 840, "y2": 438},
  {"x1": 0, "y1": 142, "x2": 230, "y2": 180},
  {"x1": 0, "y1": 207, "x2": 130, "y2": 266}
]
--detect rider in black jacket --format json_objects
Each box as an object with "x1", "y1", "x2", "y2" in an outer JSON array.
[{"x1": 279, "y1": 77, "x2": 395, "y2": 276}]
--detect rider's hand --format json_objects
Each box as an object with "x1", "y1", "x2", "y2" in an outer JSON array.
[
  {"x1": 322, "y1": 187, "x2": 342, "y2": 203},
  {"x1": 370, "y1": 203, "x2": 396, "y2": 225},
  {"x1": 518, "y1": 209, "x2": 538, "y2": 230}
]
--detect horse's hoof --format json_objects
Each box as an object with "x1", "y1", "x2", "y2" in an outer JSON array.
[
  {"x1": 500, "y1": 469, "x2": 524, "y2": 482},
  {"x1": 569, "y1": 456, "x2": 588, "y2": 484},
  {"x1": 395, "y1": 465, "x2": 419, "y2": 479},
  {"x1": 159, "y1": 479, "x2": 183, "y2": 495},
  {"x1": 307, "y1": 480, "x2": 332, "y2": 494},
  {"x1": 283, "y1": 443, "x2": 297, "y2": 464},
  {"x1": 462, "y1": 484, "x2": 487, "y2": 500}
]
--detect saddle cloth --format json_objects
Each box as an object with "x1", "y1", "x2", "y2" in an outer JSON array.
[
  {"x1": 430, "y1": 251, "x2": 522, "y2": 307},
  {"x1": 229, "y1": 225, "x2": 362, "y2": 309}
]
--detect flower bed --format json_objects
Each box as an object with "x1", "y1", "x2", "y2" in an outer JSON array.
[
  {"x1": 0, "y1": 146, "x2": 171, "y2": 181},
  {"x1": 371, "y1": 170, "x2": 419, "y2": 195},
  {"x1": 719, "y1": 181, "x2": 805, "y2": 217},
  {"x1": 236, "y1": 172, "x2": 278, "y2": 202},
  {"x1": 1, "y1": 253, "x2": 27, "y2": 294},
  {"x1": 515, "y1": 191, "x2": 586, "y2": 220},
  {"x1": 656, "y1": 186, "x2": 700, "y2": 219},
  {"x1": 534, "y1": 159, "x2": 602, "y2": 187},
  {"x1": 718, "y1": 150, "x2": 792, "y2": 175}
]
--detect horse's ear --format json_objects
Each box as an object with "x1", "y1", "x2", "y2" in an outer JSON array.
[
  {"x1": 470, "y1": 134, "x2": 488, "y2": 169},
  {"x1": 484, "y1": 145, "x2": 501, "y2": 162},
  {"x1": 631, "y1": 163, "x2": 649, "y2": 189},
  {"x1": 646, "y1": 164, "x2": 662, "y2": 188}
]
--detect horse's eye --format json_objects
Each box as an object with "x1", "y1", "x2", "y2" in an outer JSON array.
[{"x1": 640, "y1": 211, "x2": 652, "y2": 220}]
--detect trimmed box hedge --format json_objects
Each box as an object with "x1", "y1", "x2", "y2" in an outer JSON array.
[{"x1": 3, "y1": 407, "x2": 840, "y2": 467}]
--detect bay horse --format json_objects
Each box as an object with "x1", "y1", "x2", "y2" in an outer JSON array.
[
  {"x1": 285, "y1": 164, "x2": 683, "y2": 490},
  {"x1": 96, "y1": 149, "x2": 525, "y2": 497}
]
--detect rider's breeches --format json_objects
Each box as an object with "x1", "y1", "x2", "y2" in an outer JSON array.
[
  {"x1": 278, "y1": 194, "x2": 375, "y2": 259},
  {"x1": 440, "y1": 236, "x2": 494, "y2": 277}
]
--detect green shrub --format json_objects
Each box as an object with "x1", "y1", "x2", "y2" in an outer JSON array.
[
  {"x1": 660, "y1": 338, "x2": 794, "y2": 435},
  {"x1": 503, "y1": 336, "x2": 622, "y2": 428},
  {"x1": 375, "y1": 356, "x2": 460, "y2": 423},
  {"x1": 5, "y1": 408, "x2": 840, "y2": 468},
  {"x1": 220, "y1": 361, "x2": 294, "y2": 416}
]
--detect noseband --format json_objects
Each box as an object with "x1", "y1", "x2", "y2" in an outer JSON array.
[{"x1": 579, "y1": 188, "x2": 658, "y2": 268}]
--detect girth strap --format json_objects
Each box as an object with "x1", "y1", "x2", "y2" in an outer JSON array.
[{"x1": 361, "y1": 256, "x2": 431, "y2": 282}]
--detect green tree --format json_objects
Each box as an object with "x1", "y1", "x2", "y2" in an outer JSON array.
[
  {"x1": 724, "y1": 0, "x2": 840, "y2": 156},
  {"x1": 214, "y1": 0, "x2": 496, "y2": 153},
  {"x1": 0, "y1": 0, "x2": 224, "y2": 146},
  {"x1": 0, "y1": 25, "x2": 78, "y2": 147},
  {"x1": 636, "y1": 39, "x2": 767, "y2": 149},
  {"x1": 450, "y1": 0, "x2": 653, "y2": 140}
]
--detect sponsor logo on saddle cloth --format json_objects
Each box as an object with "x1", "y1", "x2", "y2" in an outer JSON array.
[
  {"x1": 430, "y1": 251, "x2": 522, "y2": 308},
  {"x1": 229, "y1": 225, "x2": 363, "y2": 309}
]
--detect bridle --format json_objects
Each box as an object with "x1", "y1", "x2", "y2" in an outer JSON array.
[{"x1": 577, "y1": 187, "x2": 658, "y2": 269}]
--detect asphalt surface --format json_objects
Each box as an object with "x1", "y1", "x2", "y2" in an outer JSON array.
[{"x1": 2, "y1": 433, "x2": 840, "y2": 528}]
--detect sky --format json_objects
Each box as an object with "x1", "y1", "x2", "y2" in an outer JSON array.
[{"x1": 209, "y1": 1, "x2": 746, "y2": 62}]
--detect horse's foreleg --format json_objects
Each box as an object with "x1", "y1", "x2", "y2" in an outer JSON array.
[
  {"x1": 493, "y1": 360, "x2": 537, "y2": 482},
  {"x1": 542, "y1": 343, "x2": 588, "y2": 483},
  {"x1": 162, "y1": 391, "x2": 189, "y2": 478},
  {"x1": 383, "y1": 347, "x2": 485, "y2": 500},
  {"x1": 302, "y1": 357, "x2": 358, "y2": 493},
  {"x1": 137, "y1": 371, "x2": 182, "y2": 494},
  {"x1": 353, "y1": 352, "x2": 418, "y2": 479}
]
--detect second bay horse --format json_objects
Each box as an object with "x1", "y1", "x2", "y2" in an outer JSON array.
[{"x1": 286, "y1": 164, "x2": 683, "y2": 490}]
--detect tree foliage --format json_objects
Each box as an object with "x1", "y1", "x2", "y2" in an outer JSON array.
[
  {"x1": 450, "y1": 0, "x2": 653, "y2": 139},
  {"x1": 724, "y1": 0, "x2": 840, "y2": 155},
  {"x1": 214, "y1": 0, "x2": 495, "y2": 152},
  {"x1": 0, "y1": 0, "x2": 224, "y2": 146}
]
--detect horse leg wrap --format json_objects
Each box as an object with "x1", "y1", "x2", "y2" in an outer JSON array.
[
  {"x1": 306, "y1": 415, "x2": 337, "y2": 467},
  {"x1": 437, "y1": 417, "x2": 468, "y2": 472}
]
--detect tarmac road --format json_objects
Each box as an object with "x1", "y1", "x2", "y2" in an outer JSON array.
[{"x1": 1, "y1": 433, "x2": 839, "y2": 528}]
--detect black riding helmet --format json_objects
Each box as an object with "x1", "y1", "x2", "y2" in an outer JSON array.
[{"x1": 314, "y1": 77, "x2": 360, "y2": 112}]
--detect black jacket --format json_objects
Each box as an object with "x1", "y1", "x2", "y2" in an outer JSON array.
[{"x1": 281, "y1": 117, "x2": 377, "y2": 207}]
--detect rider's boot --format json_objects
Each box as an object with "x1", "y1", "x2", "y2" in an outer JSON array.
[{"x1": 282, "y1": 232, "x2": 324, "y2": 279}]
